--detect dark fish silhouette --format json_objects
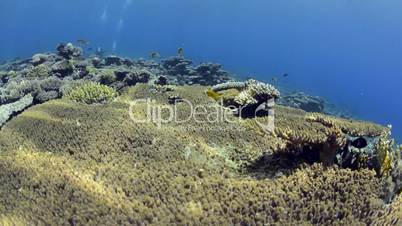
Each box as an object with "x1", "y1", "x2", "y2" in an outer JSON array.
[
  {"x1": 351, "y1": 137, "x2": 368, "y2": 149},
  {"x1": 150, "y1": 51, "x2": 161, "y2": 59},
  {"x1": 177, "y1": 47, "x2": 184, "y2": 57},
  {"x1": 270, "y1": 73, "x2": 289, "y2": 85},
  {"x1": 77, "y1": 39, "x2": 90, "y2": 46}
]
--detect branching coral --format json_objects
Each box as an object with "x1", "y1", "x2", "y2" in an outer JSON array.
[
  {"x1": 211, "y1": 79, "x2": 280, "y2": 107},
  {"x1": 64, "y1": 82, "x2": 117, "y2": 104},
  {"x1": 236, "y1": 79, "x2": 280, "y2": 105},
  {"x1": 305, "y1": 113, "x2": 399, "y2": 175},
  {"x1": 208, "y1": 79, "x2": 280, "y2": 119},
  {"x1": 211, "y1": 81, "x2": 247, "y2": 92},
  {"x1": 376, "y1": 127, "x2": 395, "y2": 176},
  {"x1": 25, "y1": 65, "x2": 50, "y2": 78},
  {"x1": 306, "y1": 113, "x2": 336, "y2": 128}
]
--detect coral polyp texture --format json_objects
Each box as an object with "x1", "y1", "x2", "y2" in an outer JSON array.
[
  {"x1": 64, "y1": 82, "x2": 117, "y2": 104},
  {"x1": 0, "y1": 83, "x2": 401, "y2": 225}
]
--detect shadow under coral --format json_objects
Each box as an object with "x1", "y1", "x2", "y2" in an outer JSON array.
[{"x1": 246, "y1": 146, "x2": 321, "y2": 179}]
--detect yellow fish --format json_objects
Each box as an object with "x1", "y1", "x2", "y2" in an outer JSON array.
[{"x1": 206, "y1": 88, "x2": 222, "y2": 101}]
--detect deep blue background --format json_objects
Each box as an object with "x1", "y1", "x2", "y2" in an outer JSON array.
[{"x1": 1, "y1": 0, "x2": 401, "y2": 141}]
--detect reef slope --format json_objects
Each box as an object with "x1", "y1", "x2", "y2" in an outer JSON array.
[{"x1": 0, "y1": 84, "x2": 399, "y2": 225}]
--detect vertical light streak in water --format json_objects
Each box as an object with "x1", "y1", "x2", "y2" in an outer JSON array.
[
  {"x1": 112, "y1": 41, "x2": 117, "y2": 53},
  {"x1": 101, "y1": 8, "x2": 108, "y2": 22},
  {"x1": 116, "y1": 19, "x2": 124, "y2": 31}
]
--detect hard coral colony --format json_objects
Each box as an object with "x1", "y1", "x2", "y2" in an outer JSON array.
[{"x1": 0, "y1": 43, "x2": 401, "y2": 225}]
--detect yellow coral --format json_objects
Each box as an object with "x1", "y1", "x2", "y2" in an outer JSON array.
[
  {"x1": 64, "y1": 82, "x2": 117, "y2": 104},
  {"x1": 376, "y1": 129, "x2": 394, "y2": 176}
]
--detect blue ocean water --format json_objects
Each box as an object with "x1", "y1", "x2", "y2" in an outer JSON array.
[{"x1": 1, "y1": 0, "x2": 401, "y2": 141}]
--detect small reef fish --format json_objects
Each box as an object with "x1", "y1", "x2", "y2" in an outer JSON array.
[
  {"x1": 177, "y1": 47, "x2": 184, "y2": 57},
  {"x1": 150, "y1": 52, "x2": 161, "y2": 59},
  {"x1": 77, "y1": 39, "x2": 90, "y2": 46},
  {"x1": 206, "y1": 88, "x2": 222, "y2": 101},
  {"x1": 271, "y1": 73, "x2": 289, "y2": 85}
]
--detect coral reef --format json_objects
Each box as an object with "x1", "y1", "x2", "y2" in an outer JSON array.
[
  {"x1": 0, "y1": 44, "x2": 233, "y2": 113},
  {"x1": 154, "y1": 75, "x2": 169, "y2": 86},
  {"x1": 234, "y1": 79, "x2": 280, "y2": 105},
  {"x1": 209, "y1": 79, "x2": 280, "y2": 118},
  {"x1": 279, "y1": 91, "x2": 325, "y2": 113},
  {"x1": 25, "y1": 64, "x2": 50, "y2": 78},
  {"x1": 56, "y1": 43, "x2": 82, "y2": 59},
  {"x1": 0, "y1": 94, "x2": 33, "y2": 126},
  {"x1": 162, "y1": 56, "x2": 231, "y2": 85},
  {"x1": 211, "y1": 79, "x2": 280, "y2": 105},
  {"x1": 0, "y1": 84, "x2": 399, "y2": 225},
  {"x1": 31, "y1": 54, "x2": 49, "y2": 66},
  {"x1": 279, "y1": 91, "x2": 353, "y2": 119},
  {"x1": 51, "y1": 60, "x2": 74, "y2": 77},
  {"x1": 0, "y1": 44, "x2": 401, "y2": 225},
  {"x1": 64, "y1": 82, "x2": 117, "y2": 104}
]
